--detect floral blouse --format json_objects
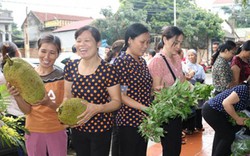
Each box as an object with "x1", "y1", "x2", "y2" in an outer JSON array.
[{"x1": 212, "y1": 56, "x2": 232, "y2": 92}]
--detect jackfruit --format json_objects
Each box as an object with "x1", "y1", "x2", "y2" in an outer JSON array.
[
  {"x1": 3, "y1": 56, "x2": 45, "y2": 105},
  {"x1": 57, "y1": 98, "x2": 87, "y2": 126}
]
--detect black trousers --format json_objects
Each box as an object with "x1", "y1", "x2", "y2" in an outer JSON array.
[
  {"x1": 71, "y1": 129, "x2": 111, "y2": 156},
  {"x1": 195, "y1": 109, "x2": 203, "y2": 129},
  {"x1": 161, "y1": 117, "x2": 182, "y2": 156},
  {"x1": 111, "y1": 123, "x2": 119, "y2": 156},
  {"x1": 117, "y1": 126, "x2": 148, "y2": 156},
  {"x1": 202, "y1": 103, "x2": 241, "y2": 156}
]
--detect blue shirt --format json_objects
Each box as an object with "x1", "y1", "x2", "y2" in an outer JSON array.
[{"x1": 208, "y1": 85, "x2": 250, "y2": 116}]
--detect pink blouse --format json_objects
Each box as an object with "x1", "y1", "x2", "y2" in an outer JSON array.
[{"x1": 148, "y1": 51, "x2": 185, "y2": 87}]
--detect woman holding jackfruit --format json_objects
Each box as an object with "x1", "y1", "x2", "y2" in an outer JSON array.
[
  {"x1": 63, "y1": 25, "x2": 121, "y2": 156},
  {"x1": 7, "y1": 35, "x2": 67, "y2": 156}
]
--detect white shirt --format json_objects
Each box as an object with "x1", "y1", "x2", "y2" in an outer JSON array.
[{"x1": 0, "y1": 70, "x2": 24, "y2": 117}]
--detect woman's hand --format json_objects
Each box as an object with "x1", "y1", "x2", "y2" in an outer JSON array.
[
  {"x1": 236, "y1": 117, "x2": 247, "y2": 126},
  {"x1": 7, "y1": 83, "x2": 20, "y2": 96},
  {"x1": 76, "y1": 101, "x2": 103, "y2": 125}
]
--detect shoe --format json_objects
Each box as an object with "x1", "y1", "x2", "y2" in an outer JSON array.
[
  {"x1": 183, "y1": 129, "x2": 194, "y2": 135},
  {"x1": 182, "y1": 131, "x2": 186, "y2": 138},
  {"x1": 195, "y1": 128, "x2": 205, "y2": 132}
]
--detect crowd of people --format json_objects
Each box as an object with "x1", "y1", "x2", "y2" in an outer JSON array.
[{"x1": 0, "y1": 22, "x2": 250, "y2": 156}]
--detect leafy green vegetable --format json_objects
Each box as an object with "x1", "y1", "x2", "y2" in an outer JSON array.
[
  {"x1": 0, "y1": 84, "x2": 10, "y2": 112},
  {"x1": 139, "y1": 80, "x2": 214, "y2": 142},
  {"x1": 228, "y1": 112, "x2": 250, "y2": 128},
  {"x1": 0, "y1": 84, "x2": 27, "y2": 153},
  {"x1": 231, "y1": 139, "x2": 250, "y2": 156}
]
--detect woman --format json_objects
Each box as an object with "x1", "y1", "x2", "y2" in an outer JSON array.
[
  {"x1": 105, "y1": 39, "x2": 125, "y2": 64},
  {"x1": 7, "y1": 35, "x2": 67, "y2": 156},
  {"x1": 212, "y1": 41, "x2": 236, "y2": 95},
  {"x1": 202, "y1": 83, "x2": 250, "y2": 156},
  {"x1": 113, "y1": 23, "x2": 152, "y2": 156},
  {"x1": 182, "y1": 49, "x2": 206, "y2": 135},
  {"x1": 63, "y1": 25, "x2": 121, "y2": 156},
  {"x1": 231, "y1": 40, "x2": 250, "y2": 86},
  {"x1": 148, "y1": 26, "x2": 185, "y2": 156}
]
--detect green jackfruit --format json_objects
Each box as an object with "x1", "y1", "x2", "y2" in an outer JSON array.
[
  {"x1": 3, "y1": 57, "x2": 45, "y2": 105},
  {"x1": 57, "y1": 98, "x2": 87, "y2": 126}
]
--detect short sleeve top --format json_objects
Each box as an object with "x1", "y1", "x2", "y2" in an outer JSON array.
[
  {"x1": 113, "y1": 54, "x2": 153, "y2": 127},
  {"x1": 64, "y1": 59, "x2": 119, "y2": 133},
  {"x1": 212, "y1": 56, "x2": 232, "y2": 92},
  {"x1": 148, "y1": 52, "x2": 185, "y2": 87},
  {"x1": 208, "y1": 85, "x2": 250, "y2": 116},
  {"x1": 231, "y1": 56, "x2": 250, "y2": 83},
  {"x1": 26, "y1": 68, "x2": 65, "y2": 133}
]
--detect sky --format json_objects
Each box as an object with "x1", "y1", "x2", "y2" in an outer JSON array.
[{"x1": 0, "y1": 0, "x2": 120, "y2": 29}]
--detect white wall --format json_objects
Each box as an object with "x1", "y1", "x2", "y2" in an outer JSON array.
[{"x1": 53, "y1": 30, "x2": 75, "y2": 52}]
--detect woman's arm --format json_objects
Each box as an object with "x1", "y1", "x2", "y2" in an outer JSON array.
[
  {"x1": 222, "y1": 91, "x2": 246, "y2": 125},
  {"x1": 152, "y1": 76, "x2": 163, "y2": 91},
  {"x1": 7, "y1": 83, "x2": 31, "y2": 114},
  {"x1": 77, "y1": 84, "x2": 121, "y2": 125},
  {"x1": 63, "y1": 80, "x2": 73, "y2": 100},
  {"x1": 231, "y1": 65, "x2": 241, "y2": 86}
]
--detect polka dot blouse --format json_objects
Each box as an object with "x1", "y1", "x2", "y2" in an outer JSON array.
[
  {"x1": 208, "y1": 85, "x2": 250, "y2": 116},
  {"x1": 113, "y1": 54, "x2": 153, "y2": 127},
  {"x1": 64, "y1": 59, "x2": 119, "y2": 133}
]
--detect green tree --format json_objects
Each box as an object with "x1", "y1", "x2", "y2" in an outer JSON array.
[
  {"x1": 178, "y1": 6, "x2": 224, "y2": 49},
  {"x1": 221, "y1": 4, "x2": 250, "y2": 28},
  {"x1": 91, "y1": 3, "x2": 148, "y2": 45},
  {"x1": 124, "y1": 0, "x2": 224, "y2": 49},
  {"x1": 12, "y1": 23, "x2": 22, "y2": 38}
]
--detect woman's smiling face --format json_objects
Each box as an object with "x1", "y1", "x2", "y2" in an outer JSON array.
[{"x1": 75, "y1": 30, "x2": 100, "y2": 59}]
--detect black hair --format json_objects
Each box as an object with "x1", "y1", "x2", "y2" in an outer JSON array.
[
  {"x1": 0, "y1": 41, "x2": 18, "y2": 58},
  {"x1": 75, "y1": 25, "x2": 101, "y2": 43},
  {"x1": 211, "y1": 40, "x2": 236, "y2": 65},
  {"x1": 38, "y1": 34, "x2": 61, "y2": 54},
  {"x1": 120, "y1": 23, "x2": 149, "y2": 53},
  {"x1": 156, "y1": 41, "x2": 163, "y2": 52},
  {"x1": 72, "y1": 44, "x2": 76, "y2": 53},
  {"x1": 161, "y1": 26, "x2": 184, "y2": 47},
  {"x1": 105, "y1": 40, "x2": 125, "y2": 63},
  {"x1": 235, "y1": 40, "x2": 250, "y2": 55},
  {"x1": 149, "y1": 49, "x2": 156, "y2": 57}
]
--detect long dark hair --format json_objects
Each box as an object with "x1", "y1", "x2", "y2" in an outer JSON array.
[
  {"x1": 235, "y1": 40, "x2": 250, "y2": 55},
  {"x1": 161, "y1": 26, "x2": 184, "y2": 47},
  {"x1": 119, "y1": 23, "x2": 149, "y2": 56},
  {"x1": 105, "y1": 40, "x2": 124, "y2": 63},
  {"x1": 211, "y1": 40, "x2": 236, "y2": 66}
]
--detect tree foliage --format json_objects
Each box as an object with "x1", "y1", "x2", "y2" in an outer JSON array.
[
  {"x1": 91, "y1": 3, "x2": 148, "y2": 45},
  {"x1": 124, "y1": 0, "x2": 224, "y2": 49},
  {"x1": 222, "y1": 4, "x2": 250, "y2": 28},
  {"x1": 93, "y1": 0, "x2": 224, "y2": 49}
]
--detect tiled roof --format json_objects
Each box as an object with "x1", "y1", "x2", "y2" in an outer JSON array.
[
  {"x1": 213, "y1": 0, "x2": 234, "y2": 4},
  {"x1": 53, "y1": 19, "x2": 94, "y2": 32},
  {"x1": 31, "y1": 11, "x2": 92, "y2": 23}
]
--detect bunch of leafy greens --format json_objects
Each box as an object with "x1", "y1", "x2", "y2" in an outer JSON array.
[
  {"x1": 139, "y1": 80, "x2": 214, "y2": 142},
  {"x1": 0, "y1": 84, "x2": 27, "y2": 152},
  {"x1": 228, "y1": 111, "x2": 250, "y2": 128},
  {"x1": 231, "y1": 139, "x2": 250, "y2": 156},
  {"x1": 0, "y1": 84, "x2": 10, "y2": 112}
]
